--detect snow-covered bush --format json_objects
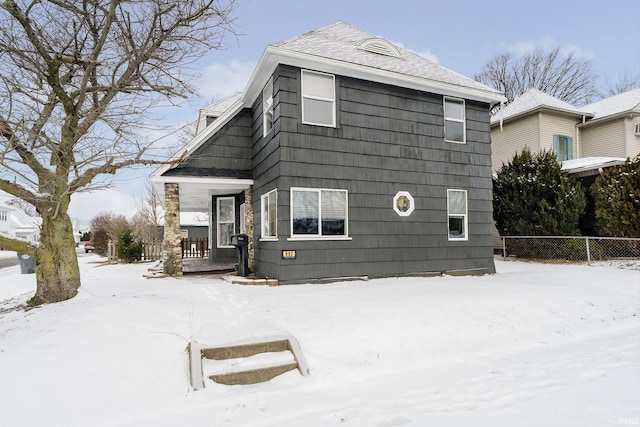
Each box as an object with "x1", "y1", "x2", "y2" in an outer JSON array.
[{"x1": 493, "y1": 149, "x2": 586, "y2": 236}]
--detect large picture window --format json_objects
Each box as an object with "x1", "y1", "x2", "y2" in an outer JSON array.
[
  {"x1": 217, "y1": 197, "x2": 235, "y2": 248},
  {"x1": 263, "y1": 77, "x2": 273, "y2": 137},
  {"x1": 291, "y1": 188, "x2": 347, "y2": 238},
  {"x1": 261, "y1": 189, "x2": 277, "y2": 239},
  {"x1": 444, "y1": 97, "x2": 465, "y2": 143},
  {"x1": 447, "y1": 189, "x2": 468, "y2": 241},
  {"x1": 301, "y1": 70, "x2": 336, "y2": 127}
]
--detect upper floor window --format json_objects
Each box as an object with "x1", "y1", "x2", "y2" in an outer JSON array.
[
  {"x1": 261, "y1": 189, "x2": 277, "y2": 239},
  {"x1": 291, "y1": 187, "x2": 347, "y2": 238},
  {"x1": 444, "y1": 97, "x2": 465, "y2": 143},
  {"x1": 263, "y1": 77, "x2": 273, "y2": 137},
  {"x1": 301, "y1": 70, "x2": 336, "y2": 127},
  {"x1": 447, "y1": 189, "x2": 468, "y2": 241},
  {"x1": 553, "y1": 134, "x2": 573, "y2": 161},
  {"x1": 0, "y1": 210, "x2": 6, "y2": 221}
]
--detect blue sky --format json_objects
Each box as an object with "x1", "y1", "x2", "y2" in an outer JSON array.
[{"x1": 67, "y1": 0, "x2": 640, "y2": 224}]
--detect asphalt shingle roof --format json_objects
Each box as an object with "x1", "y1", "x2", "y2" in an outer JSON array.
[
  {"x1": 272, "y1": 22, "x2": 500, "y2": 96},
  {"x1": 582, "y1": 88, "x2": 640, "y2": 120},
  {"x1": 491, "y1": 88, "x2": 592, "y2": 125}
]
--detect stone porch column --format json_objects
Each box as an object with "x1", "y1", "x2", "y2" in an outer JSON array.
[
  {"x1": 244, "y1": 188, "x2": 254, "y2": 272},
  {"x1": 162, "y1": 183, "x2": 182, "y2": 276}
]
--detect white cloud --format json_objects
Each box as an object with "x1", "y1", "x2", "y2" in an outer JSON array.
[
  {"x1": 196, "y1": 60, "x2": 256, "y2": 102},
  {"x1": 501, "y1": 37, "x2": 594, "y2": 60},
  {"x1": 68, "y1": 187, "x2": 138, "y2": 225},
  {"x1": 390, "y1": 40, "x2": 440, "y2": 64}
]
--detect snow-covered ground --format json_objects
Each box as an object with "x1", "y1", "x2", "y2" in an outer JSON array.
[{"x1": 0, "y1": 255, "x2": 638, "y2": 427}]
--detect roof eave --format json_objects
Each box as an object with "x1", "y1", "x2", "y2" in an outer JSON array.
[
  {"x1": 491, "y1": 105, "x2": 594, "y2": 127},
  {"x1": 246, "y1": 46, "x2": 507, "y2": 107}
]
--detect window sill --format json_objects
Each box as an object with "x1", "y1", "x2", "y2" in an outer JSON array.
[
  {"x1": 445, "y1": 139, "x2": 466, "y2": 144},
  {"x1": 259, "y1": 237, "x2": 279, "y2": 242},
  {"x1": 287, "y1": 236, "x2": 352, "y2": 241}
]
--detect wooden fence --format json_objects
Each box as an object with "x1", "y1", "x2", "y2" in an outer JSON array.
[
  {"x1": 106, "y1": 237, "x2": 208, "y2": 262},
  {"x1": 182, "y1": 237, "x2": 209, "y2": 258}
]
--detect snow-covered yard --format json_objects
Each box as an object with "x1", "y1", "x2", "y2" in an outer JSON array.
[{"x1": 0, "y1": 255, "x2": 638, "y2": 427}]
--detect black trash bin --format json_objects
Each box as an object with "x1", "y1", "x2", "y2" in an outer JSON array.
[
  {"x1": 17, "y1": 253, "x2": 36, "y2": 274},
  {"x1": 231, "y1": 233, "x2": 249, "y2": 277}
]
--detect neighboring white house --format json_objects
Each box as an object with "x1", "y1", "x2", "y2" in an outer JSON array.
[{"x1": 0, "y1": 200, "x2": 41, "y2": 243}]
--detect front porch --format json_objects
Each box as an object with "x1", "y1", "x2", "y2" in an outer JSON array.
[{"x1": 182, "y1": 257, "x2": 236, "y2": 274}]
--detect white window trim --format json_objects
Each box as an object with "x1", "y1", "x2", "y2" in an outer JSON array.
[
  {"x1": 263, "y1": 77, "x2": 274, "y2": 137},
  {"x1": 289, "y1": 187, "x2": 350, "y2": 241},
  {"x1": 260, "y1": 189, "x2": 278, "y2": 241},
  {"x1": 447, "y1": 189, "x2": 468, "y2": 241},
  {"x1": 216, "y1": 197, "x2": 235, "y2": 248},
  {"x1": 444, "y1": 97, "x2": 466, "y2": 144},
  {"x1": 393, "y1": 191, "x2": 415, "y2": 216},
  {"x1": 301, "y1": 69, "x2": 336, "y2": 128}
]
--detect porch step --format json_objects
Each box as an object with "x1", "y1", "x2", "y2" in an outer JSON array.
[{"x1": 188, "y1": 335, "x2": 310, "y2": 389}]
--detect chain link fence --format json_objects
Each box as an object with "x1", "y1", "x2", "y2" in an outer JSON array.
[{"x1": 501, "y1": 236, "x2": 640, "y2": 263}]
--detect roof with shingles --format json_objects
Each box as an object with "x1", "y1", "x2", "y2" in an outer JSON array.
[
  {"x1": 491, "y1": 88, "x2": 593, "y2": 125},
  {"x1": 272, "y1": 22, "x2": 501, "y2": 97},
  {"x1": 581, "y1": 88, "x2": 640, "y2": 120}
]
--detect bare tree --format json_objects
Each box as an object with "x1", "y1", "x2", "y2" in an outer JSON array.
[
  {"x1": 474, "y1": 47, "x2": 599, "y2": 106},
  {"x1": 90, "y1": 212, "x2": 129, "y2": 257},
  {"x1": 131, "y1": 180, "x2": 163, "y2": 246},
  {"x1": 0, "y1": 0, "x2": 238, "y2": 305},
  {"x1": 600, "y1": 70, "x2": 640, "y2": 97}
]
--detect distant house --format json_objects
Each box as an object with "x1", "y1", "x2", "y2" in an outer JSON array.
[
  {"x1": 0, "y1": 200, "x2": 41, "y2": 243},
  {"x1": 490, "y1": 88, "x2": 640, "y2": 235},
  {"x1": 151, "y1": 22, "x2": 506, "y2": 282}
]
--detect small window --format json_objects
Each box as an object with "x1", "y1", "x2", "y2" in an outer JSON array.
[
  {"x1": 301, "y1": 70, "x2": 336, "y2": 127},
  {"x1": 553, "y1": 134, "x2": 573, "y2": 161},
  {"x1": 291, "y1": 188, "x2": 347, "y2": 238},
  {"x1": 261, "y1": 190, "x2": 277, "y2": 239},
  {"x1": 263, "y1": 77, "x2": 273, "y2": 137},
  {"x1": 393, "y1": 191, "x2": 415, "y2": 216},
  {"x1": 216, "y1": 197, "x2": 235, "y2": 248},
  {"x1": 447, "y1": 189, "x2": 468, "y2": 241},
  {"x1": 0, "y1": 210, "x2": 7, "y2": 221},
  {"x1": 444, "y1": 97, "x2": 465, "y2": 143}
]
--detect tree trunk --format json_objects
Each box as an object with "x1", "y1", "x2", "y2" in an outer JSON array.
[{"x1": 30, "y1": 210, "x2": 80, "y2": 305}]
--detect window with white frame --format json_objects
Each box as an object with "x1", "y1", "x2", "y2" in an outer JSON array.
[
  {"x1": 444, "y1": 97, "x2": 465, "y2": 143},
  {"x1": 261, "y1": 189, "x2": 277, "y2": 239},
  {"x1": 0, "y1": 210, "x2": 6, "y2": 221},
  {"x1": 291, "y1": 188, "x2": 347, "y2": 237},
  {"x1": 301, "y1": 70, "x2": 336, "y2": 127},
  {"x1": 217, "y1": 197, "x2": 235, "y2": 248},
  {"x1": 447, "y1": 189, "x2": 468, "y2": 241},
  {"x1": 263, "y1": 77, "x2": 274, "y2": 137}
]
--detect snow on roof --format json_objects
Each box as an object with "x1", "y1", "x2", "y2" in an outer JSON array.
[
  {"x1": 200, "y1": 92, "x2": 243, "y2": 118},
  {"x1": 561, "y1": 157, "x2": 626, "y2": 173},
  {"x1": 491, "y1": 88, "x2": 592, "y2": 125},
  {"x1": 272, "y1": 22, "x2": 502, "y2": 98},
  {"x1": 582, "y1": 88, "x2": 640, "y2": 120}
]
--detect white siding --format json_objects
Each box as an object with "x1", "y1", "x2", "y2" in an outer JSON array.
[
  {"x1": 539, "y1": 113, "x2": 578, "y2": 155},
  {"x1": 581, "y1": 120, "x2": 626, "y2": 158},
  {"x1": 491, "y1": 114, "x2": 540, "y2": 172},
  {"x1": 624, "y1": 116, "x2": 640, "y2": 157}
]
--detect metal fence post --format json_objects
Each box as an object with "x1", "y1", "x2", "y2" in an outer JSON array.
[
  {"x1": 502, "y1": 237, "x2": 507, "y2": 259},
  {"x1": 585, "y1": 237, "x2": 591, "y2": 265}
]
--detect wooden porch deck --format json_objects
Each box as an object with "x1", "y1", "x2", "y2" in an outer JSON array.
[{"x1": 182, "y1": 258, "x2": 236, "y2": 274}]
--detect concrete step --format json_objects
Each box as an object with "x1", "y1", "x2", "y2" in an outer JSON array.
[{"x1": 188, "y1": 335, "x2": 310, "y2": 389}]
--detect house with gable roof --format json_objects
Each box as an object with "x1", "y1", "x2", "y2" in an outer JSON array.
[
  {"x1": 0, "y1": 199, "x2": 41, "y2": 244},
  {"x1": 490, "y1": 87, "x2": 640, "y2": 236},
  {"x1": 151, "y1": 22, "x2": 506, "y2": 282}
]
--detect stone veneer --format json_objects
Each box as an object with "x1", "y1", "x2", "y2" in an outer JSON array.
[
  {"x1": 244, "y1": 188, "x2": 254, "y2": 272},
  {"x1": 162, "y1": 183, "x2": 182, "y2": 276}
]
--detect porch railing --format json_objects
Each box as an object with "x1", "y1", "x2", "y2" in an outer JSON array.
[{"x1": 182, "y1": 237, "x2": 209, "y2": 258}]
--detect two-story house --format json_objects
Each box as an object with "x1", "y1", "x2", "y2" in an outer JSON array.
[
  {"x1": 0, "y1": 199, "x2": 41, "y2": 243},
  {"x1": 490, "y1": 87, "x2": 640, "y2": 235},
  {"x1": 151, "y1": 22, "x2": 506, "y2": 283}
]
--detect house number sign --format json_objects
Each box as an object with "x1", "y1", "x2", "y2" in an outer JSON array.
[{"x1": 282, "y1": 250, "x2": 297, "y2": 259}]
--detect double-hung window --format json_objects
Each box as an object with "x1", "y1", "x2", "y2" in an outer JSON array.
[
  {"x1": 263, "y1": 77, "x2": 273, "y2": 137},
  {"x1": 447, "y1": 189, "x2": 468, "y2": 241},
  {"x1": 261, "y1": 189, "x2": 277, "y2": 239},
  {"x1": 444, "y1": 97, "x2": 465, "y2": 143},
  {"x1": 291, "y1": 188, "x2": 348, "y2": 238},
  {"x1": 217, "y1": 197, "x2": 235, "y2": 248},
  {"x1": 553, "y1": 134, "x2": 573, "y2": 161},
  {"x1": 301, "y1": 70, "x2": 336, "y2": 127}
]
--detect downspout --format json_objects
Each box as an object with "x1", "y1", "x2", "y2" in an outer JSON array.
[{"x1": 575, "y1": 114, "x2": 586, "y2": 158}]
